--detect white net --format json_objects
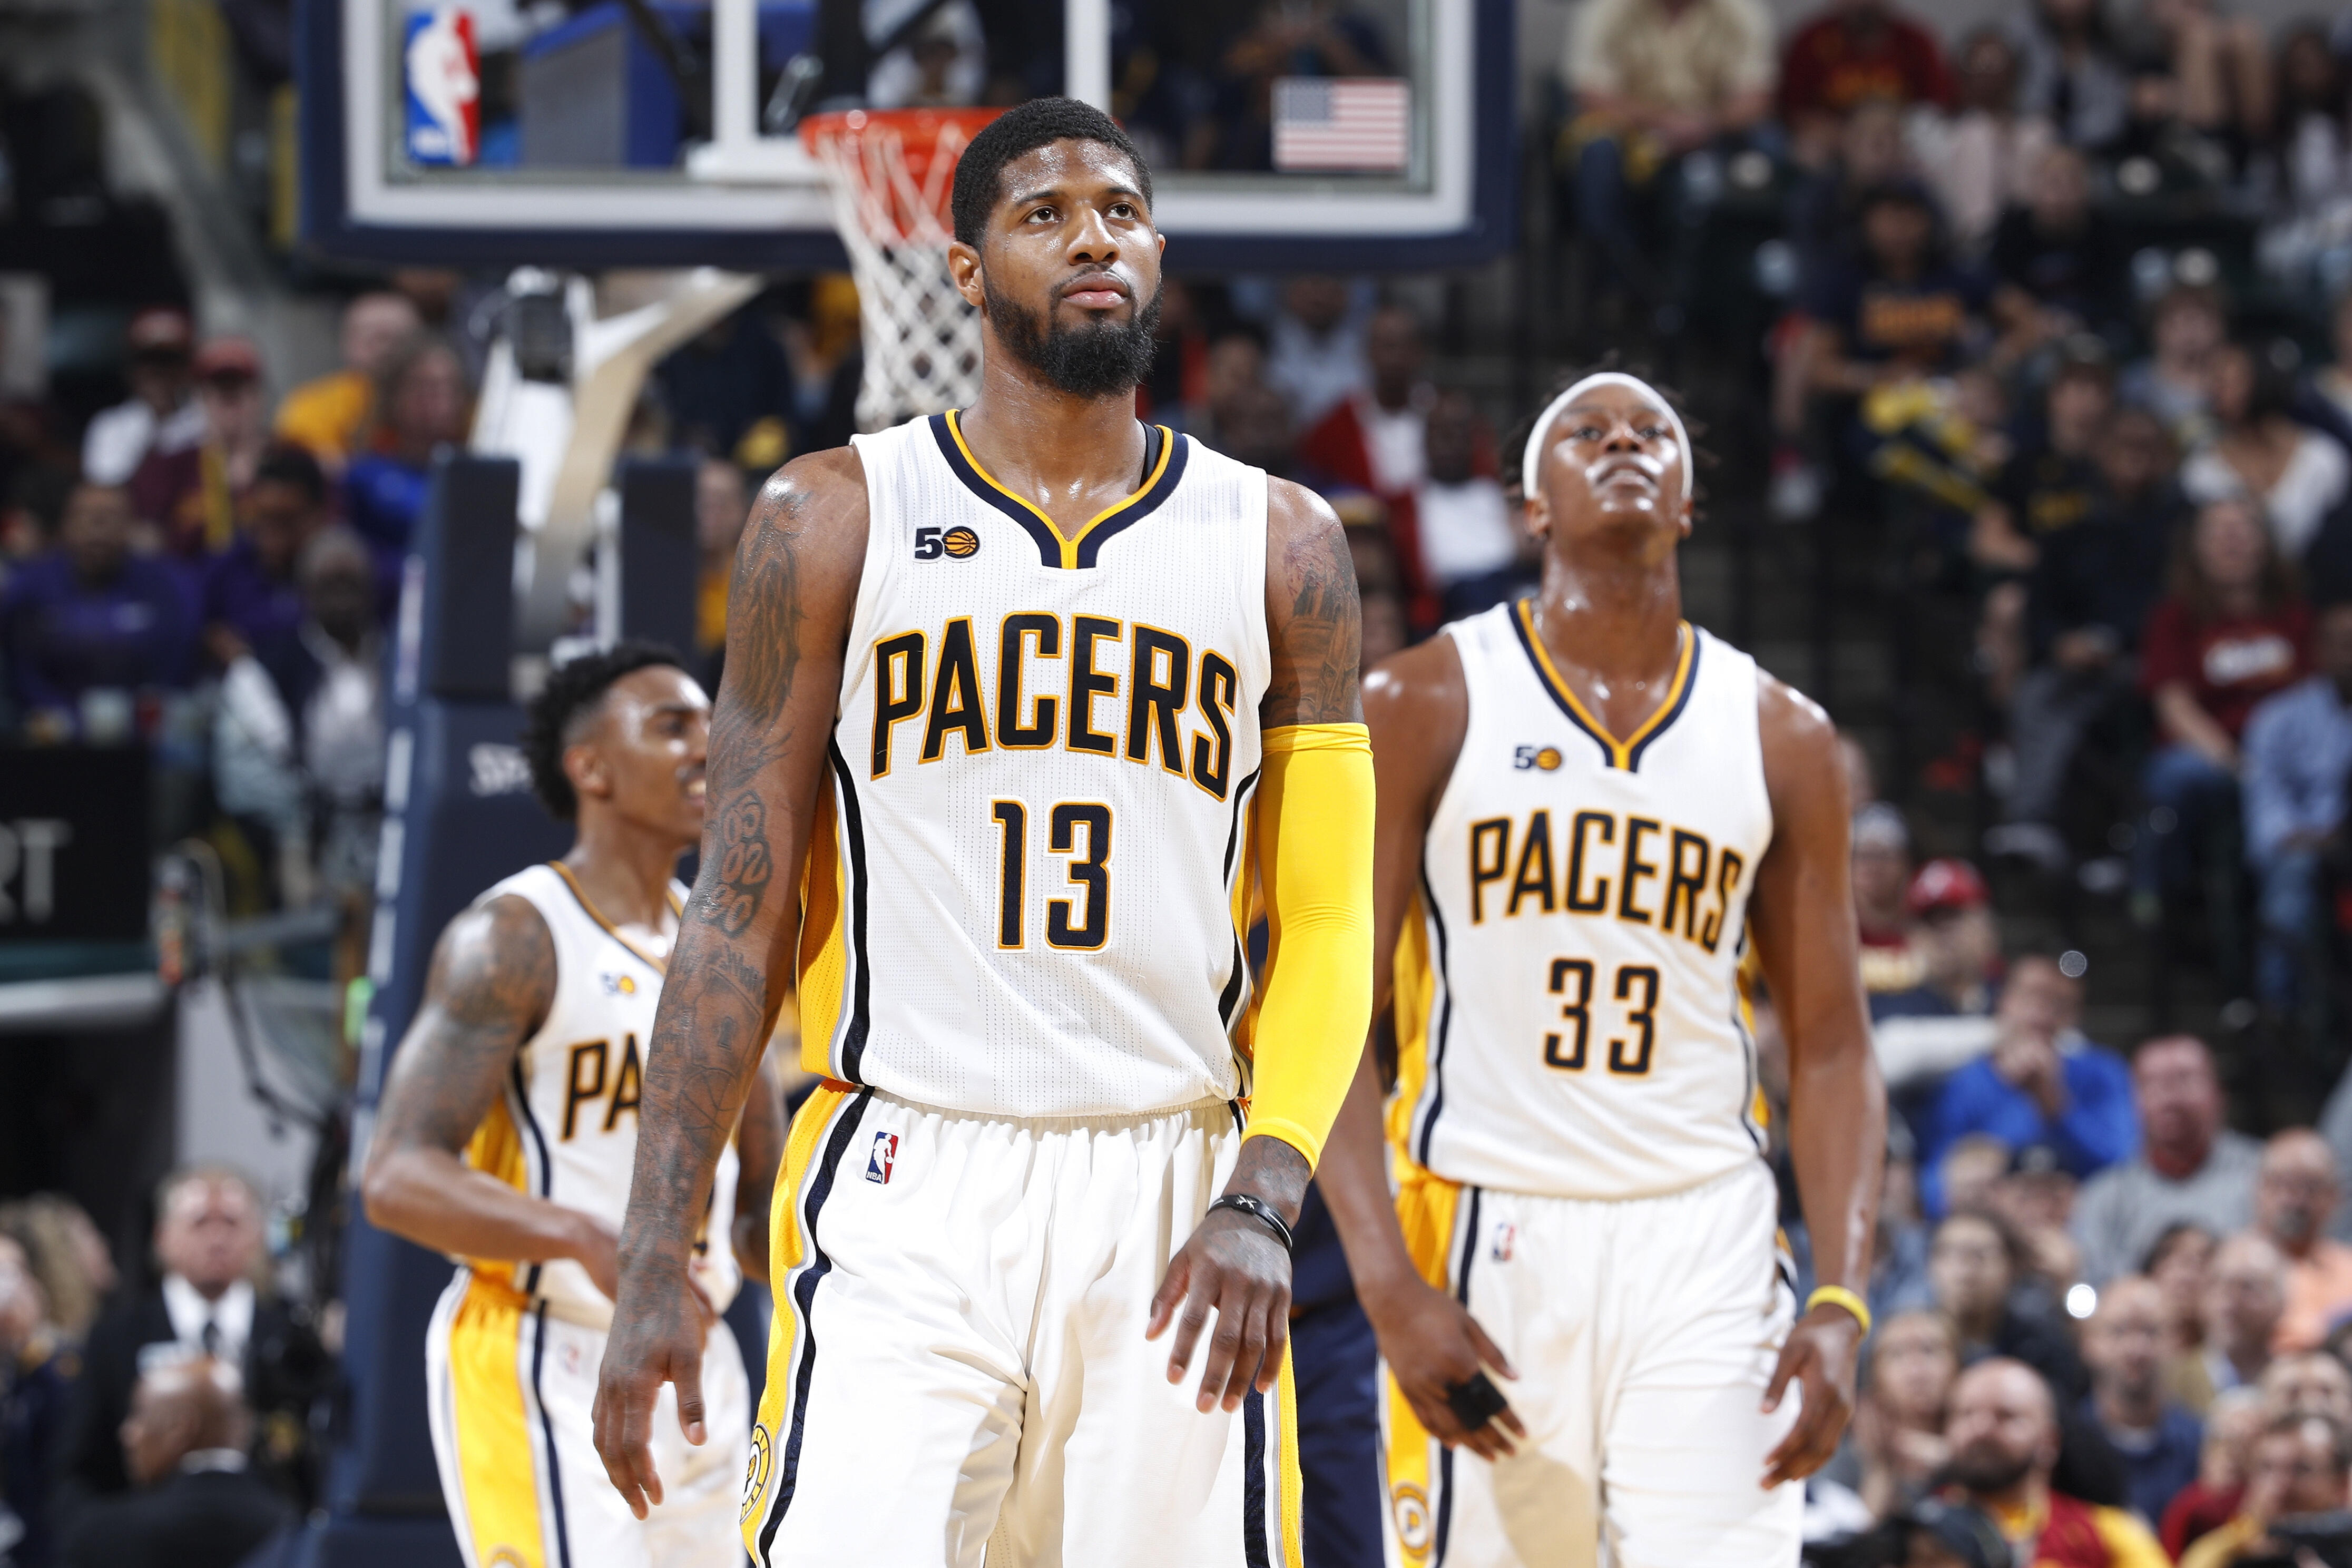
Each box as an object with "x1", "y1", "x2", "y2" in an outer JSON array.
[{"x1": 800, "y1": 110, "x2": 993, "y2": 433}]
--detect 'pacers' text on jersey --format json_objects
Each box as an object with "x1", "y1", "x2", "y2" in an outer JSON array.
[
  {"x1": 800, "y1": 413, "x2": 1271, "y2": 1119},
  {"x1": 462, "y1": 863, "x2": 741, "y2": 1325},
  {"x1": 1397, "y1": 604, "x2": 1776, "y2": 1201}
]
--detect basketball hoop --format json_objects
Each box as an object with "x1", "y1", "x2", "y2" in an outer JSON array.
[{"x1": 799, "y1": 108, "x2": 1000, "y2": 433}]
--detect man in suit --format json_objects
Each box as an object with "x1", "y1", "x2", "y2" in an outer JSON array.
[
  {"x1": 61, "y1": 1357, "x2": 290, "y2": 1568},
  {"x1": 64, "y1": 1167, "x2": 322, "y2": 1504}
]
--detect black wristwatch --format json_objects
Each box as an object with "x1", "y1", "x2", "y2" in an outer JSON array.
[{"x1": 1207, "y1": 1193, "x2": 1296, "y2": 1251}]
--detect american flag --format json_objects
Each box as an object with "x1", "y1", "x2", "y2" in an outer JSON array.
[{"x1": 1271, "y1": 77, "x2": 1410, "y2": 172}]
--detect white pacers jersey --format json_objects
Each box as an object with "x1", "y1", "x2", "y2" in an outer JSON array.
[
  {"x1": 462, "y1": 862, "x2": 741, "y2": 1326},
  {"x1": 1397, "y1": 603, "x2": 1775, "y2": 1201},
  {"x1": 798, "y1": 411, "x2": 1270, "y2": 1118}
]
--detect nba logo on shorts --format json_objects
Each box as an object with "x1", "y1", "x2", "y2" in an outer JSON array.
[
  {"x1": 866, "y1": 1132, "x2": 898, "y2": 1184},
  {"x1": 403, "y1": 4, "x2": 479, "y2": 165},
  {"x1": 1491, "y1": 1221, "x2": 1515, "y2": 1262}
]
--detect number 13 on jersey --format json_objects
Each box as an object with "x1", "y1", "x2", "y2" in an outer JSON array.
[{"x1": 990, "y1": 801, "x2": 1113, "y2": 951}]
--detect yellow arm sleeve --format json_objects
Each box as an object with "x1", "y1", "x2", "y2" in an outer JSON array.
[{"x1": 1241, "y1": 722, "x2": 1376, "y2": 1170}]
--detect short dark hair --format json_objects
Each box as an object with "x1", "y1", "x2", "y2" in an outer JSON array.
[
  {"x1": 520, "y1": 640, "x2": 688, "y2": 821},
  {"x1": 251, "y1": 442, "x2": 327, "y2": 507},
  {"x1": 950, "y1": 96, "x2": 1152, "y2": 248}
]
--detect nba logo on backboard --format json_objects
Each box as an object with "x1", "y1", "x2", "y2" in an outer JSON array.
[
  {"x1": 866, "y1": 1132, "x2": 897, "y2": 1185},
  {"x1": 403, "y1": 4, "x2": 478, "y2": 166}
]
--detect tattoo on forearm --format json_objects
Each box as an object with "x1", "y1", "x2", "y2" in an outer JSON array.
[
  {"x1": 1265, "y1": 512, "x2": 1363, "y2": 727},
  {"x1": 628, "y1": 471, "x2": 838, "y2": 1261},
  {"x1": 708, "y1": 795, "x2": 773, "y2": 935},
  {"x1": 689, "y1": 478, "x2": 811, "y2": 936}
]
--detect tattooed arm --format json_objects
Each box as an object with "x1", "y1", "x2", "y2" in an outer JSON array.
[
  {"x1": 593, "y1": 448, "x2": 869, "y2": 1516},
  {"x1": 361, "y1": 897, "x2": 621, "y2": 1287},
  {"x1": 1148, "y1": 477, "x2": 1371, "y2": 1413},
  {"x1": 1255, "y1": 477, "x2": 1366, "y2": 732}
]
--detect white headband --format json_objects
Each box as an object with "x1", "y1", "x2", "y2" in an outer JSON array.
[{"x1": 1520, "y1": 371, "x2": 1693, "y2": 503}]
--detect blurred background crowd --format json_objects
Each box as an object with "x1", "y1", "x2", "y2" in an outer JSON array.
[{"x1": 8, "y1": 0, "x2": 2352, "y2": 1563}]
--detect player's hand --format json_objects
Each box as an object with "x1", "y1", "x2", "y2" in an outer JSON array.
[
  {"x1": 592, "y1": 1256, "x2": 708, "y2": 1519},
  {"x1": 1760, "y1": 1305, "x2": 1863, "y2": 1488},
  {"x1": 565, "y1": 1210, "x2": 623, "y2": 1302},
  {"x1": 1363, "y1": 1274, "x2": 1523, "y2": 1461},
  {"x1": 1147, "y1": 1208, "x2": 1293, "y2": 1415}
]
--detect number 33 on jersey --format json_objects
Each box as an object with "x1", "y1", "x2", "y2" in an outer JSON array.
[{"x1": 1395, "y1": 602, "x2": 1777, "y2": 1201}]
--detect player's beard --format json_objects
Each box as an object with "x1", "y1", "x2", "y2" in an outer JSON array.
[{"x1": 986, "y1": 274, "x2": 1162, "y2": 398}]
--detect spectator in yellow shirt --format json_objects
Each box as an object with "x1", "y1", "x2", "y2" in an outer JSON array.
[
  {"x1": 1562, "y1": 0, "x2": 1776, "y2": 311},
  {"x1": 273, "y1": 292, "x2": 420, "y2": 475}
]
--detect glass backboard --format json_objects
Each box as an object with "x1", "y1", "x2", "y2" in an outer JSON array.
[{"x1": 298, "y1": 0, "x2": 1514, "y2": 271}]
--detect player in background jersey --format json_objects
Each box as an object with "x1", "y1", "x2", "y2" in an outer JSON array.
[
  {"x1": 591, "y1": 98, "x2": 1373, "y2": 1566},
  {"x1": 1316, "y1": 373, "x2": 1886, "y2": 1566},
  {"x1": 363, "y1": 642, "x2": 786, "y2": 1568}
]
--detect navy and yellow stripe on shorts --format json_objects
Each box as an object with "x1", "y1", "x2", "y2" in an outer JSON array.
[
  {"x1": 742, "y1": 1081, "x2": 870, "y2": 1563},
  {"x1": 1380, "y1": 1163, "x2": 1477, "y2": 1566},
  {"x1": 1243, "y1": 1342, "x2": 1308, "y2": 1568},
  {"x1": 434, "y1": 1272, "x2": 572, "y2": 1568}
]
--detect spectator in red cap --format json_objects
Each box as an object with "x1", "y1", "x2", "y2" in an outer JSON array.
[
  {"x1": 1873, "y1": 857, "x2": 2014, "y2": 1110},
  {"x1": 1879, "y1": 857, "x2": 2001, "y2": 1020},
  {"x1": 131, "y1": 336, "x2": 272, "y2": 560},
  {"x1": 81, "y1": 308, "x2": 205, "y2": 487},
  {"x1": 1919, "y1": 952, "x2": 2138, "y2": 1215}
]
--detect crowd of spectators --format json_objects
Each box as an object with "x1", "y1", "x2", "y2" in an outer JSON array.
[
  {"x1": 0, "y1": 262, "x2": 1531, "y2": 939},
  {"x1": 1783, "y1": 792, "x2": 2352, "y2": 1563},
  {"x1": 1557, "y1": 0, "x2": 2352, "y2": 1046},
  {"x1": 0, "y1": 1169, "x2": 326, "y2": 1568},
  {"x1": 1788, "y1": 980, "x2": 2352, "y2": 1563},
  {"x1": 11, "y1": 1, "x2": 2352, "y2": 1563}
]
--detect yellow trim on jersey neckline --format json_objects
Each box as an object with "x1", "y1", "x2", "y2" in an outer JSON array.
[
  {"x1": 1512, "y1": 601, "x2": 1695, "y2": 771},
  {"x1": 545, "y1": 860, "x2": 673, "y2": 976},
  {"x1": 943, "y1": 408, "x2": 1175, "y2": 571}
]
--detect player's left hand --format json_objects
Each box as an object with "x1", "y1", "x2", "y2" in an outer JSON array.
[
  {"x1": 1759, "y1": 1306, "x2": 1863, "y2": 1489},
  {"x1": 593, "y1": 1257, "x2": 711, "y2": 1518},
  {"x1": 1146, "y1": 1208, "x2": 1293, "y2": 1415}
]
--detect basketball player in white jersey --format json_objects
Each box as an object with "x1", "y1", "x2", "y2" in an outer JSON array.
[
  {"x1": 1315, "y1": 373, "x2": 1886, "y2": 1566},
  {"x1": 363, "y1": 642, "x2": 786, "y2": 1568},
  {"x1": 590, "y1": 99, "x2": 1374, "y2": 1567}
]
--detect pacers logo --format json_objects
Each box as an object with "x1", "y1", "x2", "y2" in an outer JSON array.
[
  {"x1": 943, "y1": 526, "x2": 981, "y2": 558},
  {"x1": 1512, "y1": 744, "x2": 1564, "y2": 771},
  {"x1": 741, "y1": 1423, "x2": 772, "y2": 1522},
  {"x1": 1391, "y1": 1482, "x2": 1433, "y2": 1559}
]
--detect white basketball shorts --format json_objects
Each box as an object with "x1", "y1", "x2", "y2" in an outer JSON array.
[
  {"x1": 425, "y1": 1268, "x2": 749, "y2": 1568},
  {"x1": 1380, "y1": 1159, "x2": 1801, "y2": 1568},
  {"x1": 740, "y1": 1083, "x2": 1302, "y2": 1567}
]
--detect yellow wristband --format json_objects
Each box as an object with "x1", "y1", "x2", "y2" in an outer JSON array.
[{"x1": 1806, "y1": 1286, "x2": 1871, "y2": 1335}]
